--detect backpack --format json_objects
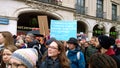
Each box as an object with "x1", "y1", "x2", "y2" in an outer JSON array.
[
  {"x1": 33, "y1": 45, "x2": 42, "y2": 68},
  {"x1": 66, "y1": 50, "x2": 80, "y2": 60}
]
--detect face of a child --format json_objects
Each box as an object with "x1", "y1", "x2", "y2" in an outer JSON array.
[{"x1": 2, "y1": 49, "x2": 12, "y2": 63}]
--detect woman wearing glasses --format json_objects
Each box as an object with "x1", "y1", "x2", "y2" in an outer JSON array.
[{"x1": 39, "y1": 39, "x2": 70, "y2": 68}]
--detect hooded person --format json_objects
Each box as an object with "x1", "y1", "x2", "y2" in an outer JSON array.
[{"x1": 8, "y1": 48, "x2": 38, "y2": 68}]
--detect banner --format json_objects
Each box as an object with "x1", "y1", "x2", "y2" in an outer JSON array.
[
  {"x1": 38, "y1": 16, "x2": 49, "y2": 36},
  {"x1": 50, "y1": 20, "x2": 77, "y2": 41}
]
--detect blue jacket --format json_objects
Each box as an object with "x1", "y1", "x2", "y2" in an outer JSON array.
[{"x1": 67, "y1": 49, "x2": 85, "y2": 68}]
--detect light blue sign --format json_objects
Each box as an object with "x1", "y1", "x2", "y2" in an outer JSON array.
[
  {"x1": 0, "y1": 18, "x2": 9, "y2": 25},
  {"x1": 50, "y1": 20, "x2": 77, "y2": 41}
]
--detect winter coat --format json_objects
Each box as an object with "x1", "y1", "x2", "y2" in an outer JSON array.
[
  {"x1": 105, "y1": 48, "x2": 115, "y2": 56},
  {"x1": 0, "y1": 45, "x2": 4, "y2": 65},
  {"x1": 27, "y1": 40, "x2": 39, "y2": 48},
  {"x1": 0, "y1": 45, "x2": 5, "y2": 68},
  {"x1": 105, "y1": 48, "x2": 120, "y2": 68},
  {"x1": 0, "y1": 60, "x2": 6, "y2": 68},
  {"x1": 40, "y1": 44, "x2": 47, "y2": 55},
  {"x1": 115, "y1": 48, "x2": 120, "y2": 55},
  {"x1": 66, "y1": 49, "x2": 85, "y2": 68},
  {"x1": 85, "y1": 45, "x2": 98, "y2": 63},
  {"x1": 39, "y1": 57, "x2": 62, "y2": 68},
  {"x1": 113, "y1": 45, "x2": 120, "y2": 55},
  {"x1": 112, "y1": 54, "x2": 120, "y2": 68}
]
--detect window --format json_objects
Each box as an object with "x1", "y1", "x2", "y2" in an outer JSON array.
[
  {"x1": 76, "y1": 0, "x2": 85, "y2": 14},
  {"x1": 112, "y1": 4, "x2": 117, "y2": 21},
  {"x1": 96, "y1": 0, "x2": 103, "y2": 18}
]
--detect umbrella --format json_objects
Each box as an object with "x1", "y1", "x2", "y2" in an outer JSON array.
[{"x1": 27, "y1": 30, "x2": 43, "y2": 37}]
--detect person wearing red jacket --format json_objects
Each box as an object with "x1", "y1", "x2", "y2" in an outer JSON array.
[{"x1": 95, "y1": 35, "x2": 120, "y2": 68}]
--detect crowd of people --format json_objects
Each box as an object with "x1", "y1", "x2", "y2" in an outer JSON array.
[{"x1": 0, "y1": 31, "x2": 120, "y2": 68}]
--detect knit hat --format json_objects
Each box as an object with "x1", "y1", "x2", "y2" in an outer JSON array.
[
  {"x1": 98, "y1": 35, "x2": 115, "y2": 49},
  {"x1": 67, "y1": 37, "x2": 79, "y2": 46},
  {"x1": 11, "y1": 48, "x2": 38, "y2": 68}
]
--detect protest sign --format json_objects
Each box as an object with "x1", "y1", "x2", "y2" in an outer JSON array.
[{"x1": 50, "y1": 20, "x2": 77, "y2": 41}]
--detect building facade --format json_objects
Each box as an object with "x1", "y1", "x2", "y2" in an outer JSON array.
[{"x1": 0, "y1": 0, "x2": 120, "y2": 39}]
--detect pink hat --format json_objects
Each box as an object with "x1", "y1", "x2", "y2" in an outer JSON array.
[{"x1": 115, "y1": 39, "x2": 120, "y2": 44}]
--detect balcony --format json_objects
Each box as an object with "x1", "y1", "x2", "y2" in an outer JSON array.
[
  {"x1": 117, "y1": 15, "x2": 120, "y2": 21},
  {"x1": 34, "y1": 0, "x2": 62, "y2": 5},
  {"x1": 96, "y1": 10, "x2": 104, "y2": 18},
  {"x1": 112, "y1": 14, "x2": 117, "y2": 21},
  {"x1": 25, "y1": 0, "x2": 74, "y2": 12}
]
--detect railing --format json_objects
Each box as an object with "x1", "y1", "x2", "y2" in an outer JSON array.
[
  {"x1": 96, "y1": 10, "x2": 104, "y2": 18},
  {"x1": 117, "y1": 15, "x2": 120, "y2": 21},
  {"x1": 103, "y1": 12, "x2": 106, "y2": 19},
  {"x1": 76, "y1": 6, "x2": 88, "y2": 15},
  {"x1": 34, "y1": 0, "x2": 62, "y2": 5},
  {"x1": 112, "y1": 14, "x2": 117, "y2": 21}
]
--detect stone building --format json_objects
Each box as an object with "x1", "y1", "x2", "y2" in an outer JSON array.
[{"x1": 0, "y1": 0, "x2": 120, "y2": 39}]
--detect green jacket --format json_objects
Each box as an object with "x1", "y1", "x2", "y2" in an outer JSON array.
[{"x1": 85, "y1": 45, "x2": 98, "y2": 63}]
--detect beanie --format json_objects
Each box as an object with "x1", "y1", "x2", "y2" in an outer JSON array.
[
  {"x1": 11, "y1": 48, "x2": 38, "y2": 68},
  {"x1": 98, "y1": 35, "x2": 115, "y2": 49}
]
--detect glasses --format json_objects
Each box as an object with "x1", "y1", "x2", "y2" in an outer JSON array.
[
  {"x1": 8, "y1": 63, "x2": 25, "y2": 68},
  {"x1": 47, "y1": 46, "x2": 58, "y2": 50}
]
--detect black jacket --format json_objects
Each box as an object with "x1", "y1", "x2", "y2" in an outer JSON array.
[
  {"x1": 39, "y1": 57, "x2": 62, "y2": 68},
  {"x1": 112, "y1": 55, "x2": 120, "y2": 68},
  {"x1": 27, "y1": 40, "x2": 39, "y2": 48}
]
